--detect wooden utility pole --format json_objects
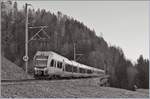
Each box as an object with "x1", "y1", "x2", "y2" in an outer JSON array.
[
  {"x1": 25, "y1": 3, "x2": 29, "y2": 73},
  {"x1": 23, "y1": 3, "x2": 31, "y2": 73},
  {"x1": 104, "y1": 60, "x2": 107, "y2": 75}
]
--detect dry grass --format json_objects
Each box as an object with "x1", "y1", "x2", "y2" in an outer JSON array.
[
  {"x1": 1, "y1": 57, "x2": 33, "y2": 80},
  {"x1": 1, "y1": 78, "x2": 149, "y2": 98}
]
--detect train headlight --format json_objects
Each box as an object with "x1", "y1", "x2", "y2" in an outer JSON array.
[{"x1": 34, "y1": 67, "x2": 37, "y2": 70}]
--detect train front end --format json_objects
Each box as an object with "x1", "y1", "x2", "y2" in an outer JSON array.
[{"x1": 33, "y1": 53, "x2": 49, "y2": 77}]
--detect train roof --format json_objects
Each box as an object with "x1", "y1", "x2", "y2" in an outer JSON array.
[
  {"x1": 71, "y1": 61, "x2": 104, "y2": 72},
  {"x1": 35, "y1": 51, "x2": 69, "y2": 62},
  {"x1": 71, "y1": 60, "x2": 94, "y2": 70},
  {"x1": 93, "y1": 67, "x2": 105, "y2": 73},
  {"x1": 70, "y1": 61, "x2": 80, "y2": 66}
]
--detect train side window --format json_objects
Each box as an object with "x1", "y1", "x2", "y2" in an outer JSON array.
[
  {"x1": 60, "y1": 62, "x2": 62, "y2": 68},
  {"x1": 73, "y1": 66, "x2": 77, "y2": 73},
  {"x1": 65, "y1": 64, "x2": 72, "y2": 72},
  {"x1": 57, "y1": 62, "x2": 59, "y2": 68},
  {"x1": 79, "y1": 68, "x2": 85, "y2": 73},
  {"x1": 57, "y1": 62, "x2": 62, "y2": 69},
  {"x1": 50, "y1": 60, "x2": 54, "y2": 67},
  {"x1": 87, "y1": 69, "x2": 92, "y2": 74},
  {"x1": 92, "y1": 70, "x2": 94, "y2": 73}
]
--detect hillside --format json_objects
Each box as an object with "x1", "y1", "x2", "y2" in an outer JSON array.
[{"x1": 1, "y1": 57, "x2": 33, "y2": 80}]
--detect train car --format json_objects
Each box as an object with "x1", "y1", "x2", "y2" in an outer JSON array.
[
  {"x1": 61, "y1": 58, "x2": 74, "y2": 77},
  {"x1": 34, "y1": 51, "x2": 68, "y2": 78},
  {"x1": 33, "y1": 52, "x2": 49, "y2": 77},
  {"x1": 70, "y1": 61, "x2": 81, "y2": 77},
  {"x1": 33, "y1": 51, "x2": 105, "y2": 79},
  {"x1": 92, "y1": 67, "x2": 105, "y2": 76}
]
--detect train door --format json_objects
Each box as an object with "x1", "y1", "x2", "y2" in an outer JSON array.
[
  {"x1": 56, "y1": 61, "x2": 63, "y2": 75},
  {"x1": 48, "y1": 59, "x2": 55, "y2": 74}
]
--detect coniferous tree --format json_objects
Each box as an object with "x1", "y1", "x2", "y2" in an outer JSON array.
[{"x1": 136, "y1": 55, "x2": 149, "y2": 89}]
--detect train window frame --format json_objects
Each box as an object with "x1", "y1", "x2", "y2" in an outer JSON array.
[
  {"x1": 57, "y1": 61, "x2": 59, "y2": 68},
  {"x1": 63, "y1": 63, "x2": 65, "y2": 71},
  {"x1": 55, "y1": 61, "x2": 57, "y2": 67}
]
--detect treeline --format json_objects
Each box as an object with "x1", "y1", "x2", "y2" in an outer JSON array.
[{"x1": 1, "y1": 1, "x2": 149, "y2": 90}]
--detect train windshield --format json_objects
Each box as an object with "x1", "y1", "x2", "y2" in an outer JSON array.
[
  {"x1": 35, "y1": 55, "x2": 49, "y2": 59},
  {"x1": 34, "y1": 55, "x2": 48, "y2": 67}
]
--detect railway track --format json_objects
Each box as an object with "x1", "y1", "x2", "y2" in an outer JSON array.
[
  {"x1": 1, "y1": 79, "x2": 37, "y2": 82},
  {"x1": 1, "y1": 76, "x2": 101, "y2": 85},
  {"x1": 1, "y1": 79, "x2": 41, "y2": 85}
]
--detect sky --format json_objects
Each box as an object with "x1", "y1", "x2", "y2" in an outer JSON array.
[{"x1": 16, "y1": 1, "x2": 149, "y2": 62}]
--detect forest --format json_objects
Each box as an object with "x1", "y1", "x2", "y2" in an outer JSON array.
[{"x1": 1, "y1": 1, "x2": 149, "y2": 90}]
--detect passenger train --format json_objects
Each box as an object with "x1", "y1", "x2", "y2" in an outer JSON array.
[{"x1": 33, "y1": 51, "x2": 105, "y2": 79}]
